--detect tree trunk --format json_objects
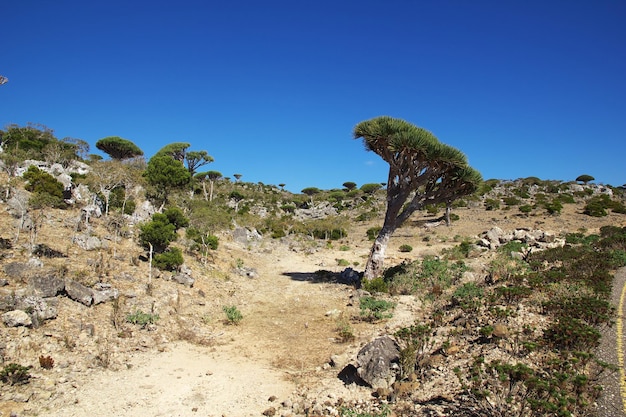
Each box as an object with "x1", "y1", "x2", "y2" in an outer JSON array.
[
  {"x1": 209, "y1": 181, "x2": 214, "y2": 202},
  {"x1": 363, "y1": 226, "x2": 394, "y2": 280},
  {"x1": 445, "y1": 204, "x2": 451, "y2": 226}
]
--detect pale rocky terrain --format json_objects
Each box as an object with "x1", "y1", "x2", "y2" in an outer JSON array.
[{"x1": 1, "y1": 186, "x2": 625, "y2": 417}]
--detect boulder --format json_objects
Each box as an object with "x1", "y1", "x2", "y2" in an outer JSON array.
[
  {"x1": 65, "y1": 280, "x2": 93, "y2": 306},
  {"x1": 355, "y1": 336, "x2": 400, "y2": 390},
  {"x1": 2, "y1": 310, "x2": 32, "y2": 327},
  {"x1": 3, "y1": 262, "x2": 29, "y2": 279},
  {"x1": 172, "y1": 273, "x2": 195, "y2": 287},
  {"x1": 30, "y1": 274, "x2": 65, "y2": 297},
  {"x1": 92, "y1": 283, "x2": 119, "y2": 305},
  {"x1": 17, "y1": 296, "x2": 57, "y2": 320},
  {"x1": 73, "y1": 234, "x2": 102, "y2": 251}
]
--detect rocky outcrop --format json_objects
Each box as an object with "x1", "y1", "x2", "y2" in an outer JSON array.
[
  {"x1": 477, "y1": 227, "x2": 565, "y2": 251},
  {"x1": 30, "y1": 274, "x2": 66, "y2": 298},
  {"x1": 294, "y1": 202, "x2": 338, "y2": 220},
  {"x1": 64, "y1": 280, "x2": 94, "y2": 306}
]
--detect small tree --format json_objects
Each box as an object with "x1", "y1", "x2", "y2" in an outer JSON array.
[
  {"x1": 138, "y1": 213, "x2": 177, "y2": 253},
  {"x1": 343, "y1": 181, "x2": 357, "y2": 191},
  {"x1": 143, "y1": 155, "x2": 191, "y2": 208},
  {"x1": 354, "y1": 116, "x2": 481, "y2": 279},
  {"x1": 185, "y1": 150, "x2": 213, "y2": 177},
  {"x1": 155, "y1": 142, "x2": 189, "y2": 163},
  {"x1": 233, "y1": 173, "x2": 242, "y2": 182},
  {"x1": 575, "y1": 174, "x2": 595, "y2": 184},
  {"x1": 360, "y1": 183, "x2": 382, "y2": 195},
  {"x1": 301, "y1": 187, "x2": 321, "y2": 204},
  {"x1": 95, "y1": 136, "x2": 143, "y2": 160}
]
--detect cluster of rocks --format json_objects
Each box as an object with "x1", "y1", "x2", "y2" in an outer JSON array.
[
  {"x1": 0, "y1": 262, "x2": 120, "y2": 328},
  {"x1": 476, "y1": 226, "x2": 565, "y2": 252}
]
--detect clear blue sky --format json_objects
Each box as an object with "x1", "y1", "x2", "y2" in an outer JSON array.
[{"x1": 2, "y1": 0, "x2": 625, "y2": 192}]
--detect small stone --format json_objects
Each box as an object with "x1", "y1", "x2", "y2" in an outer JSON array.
[
  {"x1": 262, "y1": 406, "x2": 276, "y2": 416},
  {"x1": 2, "y1": 310, "x2": 32, "y2": 327}
]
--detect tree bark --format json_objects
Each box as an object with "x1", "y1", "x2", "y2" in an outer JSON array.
[{"x1": 363, "y1": 225, "x2": 394, "y2": 280}]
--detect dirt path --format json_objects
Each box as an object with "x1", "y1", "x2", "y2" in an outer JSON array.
[
  {"x1": 596, "y1": 266, "x2": 626, "y2": 417},
  {"x1": 34, "y1": 242, "x2": 374, "y2": 417}
]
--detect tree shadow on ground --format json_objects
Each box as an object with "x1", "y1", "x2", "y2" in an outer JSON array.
[{"x1": 282, "y1": 268, "x2": 361, "y2": 286}]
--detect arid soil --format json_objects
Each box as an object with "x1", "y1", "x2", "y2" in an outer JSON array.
[{"x1": 1, "y1": 201, "x2": 624, "y2": 417}]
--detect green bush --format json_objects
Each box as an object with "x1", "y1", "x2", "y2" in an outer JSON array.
[
  {"x1": 223, "y1": 305, "x2": 243, "y2": 325},
  {"x1": 1, "y1": 363, "x2": 32, "y2": 385},
  {"x1": 23, "y1": 165, "x2": 66, "y2": 208},
  {"x1": 399, "y1": 244, "x2": 413, "y2": 253},
  {"x1": 359, "y1": 296, "x2": 395, "y2": 321},
  {"x1": 366, "y1": 227, "x2": 381, "y2": 241},
  {"x1": 484, "y1": 198, "x2": 500, "y2": 210},
  {"x1": 139, "y1": 213, "x2": 177, "y2": 252},
  {"x1": 452, "y1": 282, "x2": 484, "y2": 311},
  {"x1": 126, "y1": 310, "x2": 159, "y2": 328},
  {"x1": 544, "y1": 316, "x2": 601, "y2": 351},
  {"x1": 543, "y1": 199, "x2": 563, "y2": 215},
  {"x1": 361, "y1": 276, "x2": 389, "y2": 293},
  {"x1": 163, "y1": 206, "x2": 189, "y2": 230},
  {"x1": 152, "y1": 247, "x2": 184, "y2": 271}
]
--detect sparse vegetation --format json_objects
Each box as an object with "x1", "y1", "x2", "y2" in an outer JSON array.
[{"x1": 223, "y1": 305, "x2": 243, "y2": 325}]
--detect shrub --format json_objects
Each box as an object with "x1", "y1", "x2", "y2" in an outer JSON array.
[
  {"x1": 543, "y1": 199, "x2": 563, "y2": 215},
  {"x1": 544, "y1": 316, "x2": 601, "y2": 350},
  {"x1": 359, "y1": 296, "x2": 395, "y2": 321},
  {"x1": 223, "y1": 305, "x2": 243, "y2": 325},
  {"x1": 0, "y1": 363, "x2": 32, "y2": 385},
  {"x1": 22, "y1": 165, "x2": 66, "y2": 208},
  {"x1": 126, "y1": 310, "x2": 159, "y2": 328},
  {"x1": 139, "y1": 214, "x2": 177, "y2": 252},
  {"x1": 452, "y1": 282, "x2": 484, "y2": 311},
  {"x1": 484, "y1": 198, "x2": 500, "y2": 210},
  {"x1": 366, "y1": 227, "x2": 381, "y2": 241},
  {"x1": 152, "y1": 247, "x2": 184, "y2": 271},
  {"x1": 583, "y1": 195, "x2": 610, "y2": 217},
  {"x1": 163, "y1": 206, "x2": 189, "y2": 230},
  {"x1": 399, "y1": 244, "x2": 413, "y2": 253},
  {"x1": 503, "y1": 196, "x2": 521, "y2": 206},
  {"x1": 518, "y1": 204, "x2": 533, "y2": 214},
  {"x1": 361, "y1": 276, "x2": 389, "y2": 293}
]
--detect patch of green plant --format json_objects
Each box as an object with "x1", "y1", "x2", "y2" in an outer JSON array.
[
  {"x1": 517, "y1": 204, "x2": 532, "y2": 215},
  {"x1": 498, "y1": 240, "x2": 527, "y2": 256},
  {"x1": 335, "y1": 316, "x2": 355, "y2": 343},
  {"x1": 543, "y1": 199, "x2": 563, "y2": 215},
  {"x1": 126, "y1": 310, "x2": 160, "y2": 328},
  {"x1": 152, "y1": 247, "x2": 184, "y2": 271},
  {"x1": 452, "y1": 282, "x2": 484, "y2": 312},
  {"x1": 336, "y1": 258, "x2": 350, "y2": 267},
  {"x1": 359, "y1": 296, "x2": 395, "y2": 322},
  {"x1": 1, "y1": 363, "x2": 32, "y2": 385},
  {"x1": 223, "y1": 305, "x2": 243, "y2": 325},
  {"x1": 484, "y1": 198, "x2": 500, "y2": 210},
  {"x1": 395, "y1": 323, "x2": 433, "y2": 379},
  {"x1": 399, "y1": 244, "x2": 413, "y2": 253},
  {"x1": 443, "y1": 240, "x2": 473, "y2": 259},
  {"x1": 542, "y1": 295, "x2": 615, "y2": 326},
  {"x1": 503, "y1": 196, "x2": 521, "y2": 206},
  {"x1": 361, "y1": 276, "x2": 389, "y2": 293},
  {"x1": 340, "y1": 405, "x2": 391, "y2": 417},
  {"x1": 366, "y1": 227, "x2": 381, "y2": 241},
  {"x1": 544, "y1": 316, "x2": 601, "y2": 351},
  {"x1": 493, "y1": 285, "x2": 532, "y2": 303}
]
